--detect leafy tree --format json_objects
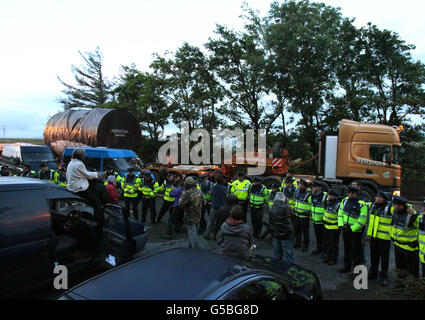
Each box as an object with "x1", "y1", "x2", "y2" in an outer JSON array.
[
  {"x1": 151, "y1": 43, "x2": 222, "y2": 132},
  {"x1": 264, "y1": 0, "x2": 343, "y2": 153},
  {"x1": 57, "y1": 47, "x2": 112, "y2": 109},
  {"x1": 360, "y1": 24, "x2": 425, "y2": 126},
  {"x1": 111, "y1": 65, "x2": 171, "y2": 160}
]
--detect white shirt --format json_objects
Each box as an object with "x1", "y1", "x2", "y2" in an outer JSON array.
[{"x1": 66, "y1": 158, "x2": 99, "y2": 193}]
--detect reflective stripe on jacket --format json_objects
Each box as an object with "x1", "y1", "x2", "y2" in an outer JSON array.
[
  {"x1": 391, "y1": 208, "x2": 419, "y2": 252},
  {"x1": 337, "y1": 197, "x2": 368, "y2": 232},
  {"x1": 294, "y1": 188, "x2": 311, "y2": 218},
  {"x1": 324, "y1": 200, "x2": 340, "y2": 230},
  {"x1": 366, "y1": 202, "x2": 392, "y2": 241}
]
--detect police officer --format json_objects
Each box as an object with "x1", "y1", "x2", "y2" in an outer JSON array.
[
  {"x1": 323, "y1": 189, "x2": 341, "y2": 265},
  {"x1": 419, "y1": 197, "x2": 425, "y2": 278},
  {"x1": 310, "y1": 180, "x2": 327, "y2": 256},
  {"x1": 280, "y1": 171, "x2": 298, "y2": 189},
  {"x1": 229, "y1": 171, "x2": 251, "y2": 220},
  {"x1": 121, "y1": 167, "x2": 140, "y2": 220},
  {"x1": 391, "y1": 195, "x2": 420, "y2": 279},
  {"x1": 199, "y1": 174, "x2": 213, "y2": 235},
  {"x1": 140, "y1": 170, "x2": 160, "y2": 224},
  {"x1": 156, "y1": 172, "x2": 176, "y2": 224},
  {"x1": 293, "y1": 178, "x2": 312, "y2": 252},
  {"x1": 366, "y1": 190, "x2": 392, "y2": 286},
  {"x1": 20, "y1": 163, "x2": 37, "y2": 178},
  {"x1": 37, "y1": 162, "x2": 56, "y2": 182},
  {"x1": 267, "y1": 184, "x2": 280, "y2": 212},
  {"x1": 248, "y1": 176, "x2": 269, "y2": 238},
  {"x1": 338, "y1": 185, "x2": 368, "y2": 273},
  {"x1": 54, "y1": 167, "x2": 68, "y2": 187}
]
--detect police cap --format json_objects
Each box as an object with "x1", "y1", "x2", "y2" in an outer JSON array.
[
  {"x1": 299, "y1": 178, "x2": 309, "y2": 187},
  {"x1": 376, "y1": 190, "x2": 391, "y2": 202},
  {"x1": 237, "y1": 171, "x2": 246, "y2": 178},
  {"x1": 392, "y1": 195, "x2": 409, "y2": 205},
  {"x1": 40, "y1": 162, "x2": 48, "y2": 168},
  {"x1": 347, "y1": 185, "x2": 360, "y2": 193},
  {"x1": 328, "y1": 189, "x2": 339, "y2": 197}
]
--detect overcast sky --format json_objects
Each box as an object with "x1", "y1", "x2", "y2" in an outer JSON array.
[{"x1": 1, "y1": 0, "x2": 424, "y2": 138}]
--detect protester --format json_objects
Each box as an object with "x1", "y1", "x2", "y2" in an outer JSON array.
[
  {"x1": 267, "y1": 192, "x2": 295, "y2": 264},
  {"x1": 215, "y1": 194, "x2": 238, "y2": 237},
  {"x1": 161, "y1": 180, "x2": 185, "y2": 239},
  {"x1": 204, "y1": 174, "x2": 227, "y2": 240},
  {"x1": 179, "y1": 176, "x2": 205, "y2": 249},
  {"x1": 105, "y1": 176, "x2": 119, "y2": 204},
  {"x1": 66, "y1": 148, "x2": 103, "y2": 230},
  {"x1": 216, "y1": 205, "x2": 254, "y2": 260}
]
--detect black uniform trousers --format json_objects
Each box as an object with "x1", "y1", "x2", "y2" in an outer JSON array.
[
  {"x1": 238, "y1": 200, "x2": 248, "y2": 222},
  {"x1": 313, "y1": 223, "x2": 325, "y2": 252},
  {"x1": 324, "y1": 228, "x2": 340, "y2": 262},
  {"x1": 293, "y1": 216, "x2": 310, "y2": 249},
  {"x1": 394, "y1": 245, "x2": 419, "y2": 278},
  {"x1": 141, "y1": 197, "x2": 157, "y2": 224},
  {"x1": 157, "y1": 200, "x2": 173, "y2": 223},
  {"x1": 250, "y1": 206, "x2": 264, "y2": 237},
  {"x1": 342, "y1": 227, "x2": 364, "y2": 269},
  {"x1": 422, "y1": 262, "x2": 425, "y2": 278},
  {"x1": 124, "y1": 197, "x2": 139, "y2": 220},
  {"x1": 369, "y1": 237, "x2": 391, "y2": 278}
]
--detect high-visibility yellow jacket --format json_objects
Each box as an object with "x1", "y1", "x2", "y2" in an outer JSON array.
[
  {"x1": 337, "y1": 197, "x2": 368, "y2": 232},
  {"x1": 324, "y1": 199, "x2": 340, "y2": 230},
  {"x1": 230, "y1": 179, "x2": 251, "y2": 201},
  {"x1": 157, "y1": 180, "x2": 175, "y2": 202},
  {"x1": 248, "y1": 184, "x2": 269, "y2": 208},
  {"x1": 139, "y1": 179, "x2": 160, "y2": 198},
  {"x1": 419, "y1": 213, "x2": 425, "y2": 263},
  {"x1": 121, "y1": 174, "x2": 140, "y2": 198},
  {"x1": 391, "y1": 207, "x2": 419, "y2": 252},
  {"x1": 283, "y1": 186, "x2": 296, "y2": 210},
  {"x1": 311, "y1": 191, "x2": 327, "y2": 225},
  {"x1": 294, "y1": 188, "x2": 311, "y2": 219},
  {"x1": 366, "y1": 202, "x2": 392, "y2": 241}
]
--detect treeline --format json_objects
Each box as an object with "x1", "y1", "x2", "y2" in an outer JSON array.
[{"x1": 57, "y1": 0, "x2": 425, "y2": 180}]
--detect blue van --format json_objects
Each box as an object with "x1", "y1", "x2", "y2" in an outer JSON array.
[{"x1": 60, "y1": 147, "x2": 144, "y2": 177}]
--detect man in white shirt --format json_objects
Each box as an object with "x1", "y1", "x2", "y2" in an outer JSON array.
[{"x1": 66, "y1": 148, "x2": 104, "y2": 229}]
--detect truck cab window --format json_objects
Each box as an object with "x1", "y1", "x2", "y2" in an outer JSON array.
[{"x1": 369, "y1": 145, "x2": 391, "y2": 163}]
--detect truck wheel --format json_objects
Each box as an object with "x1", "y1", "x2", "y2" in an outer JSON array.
[
  {"x1": 263, "y1": 177, "x2": 281, "y2": 189},
  {"x1": 361, "y1": 186, "x2": 374, "y2": 203}
]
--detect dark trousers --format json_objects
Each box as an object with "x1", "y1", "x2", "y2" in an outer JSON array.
[
  {"x1": 141, "y1": 197, "x2": 156, "y2": 223},
  {"x1": 124, "y1": 197, "x2": 139, "y2": 220},
  {"x1": 75, "y1": 189, "x2": 103, "y2": 230},
  {"x1": 250, "y1": 206, "x2": 264, "y2": 236},
  {"x1": 324, "y1": 228, "x2": 340, "y2": 262},
  {"x1": 394, "y1": 245, "x2": 419, "y2": 278},
  {"x1": 369, "y1": 238, "x2": 391, "y2": 278},
  {"x1": 157, "y1": 200, "x2": 173, "y2": 223},
  {"x1": 313, "y1": 223, "x2": 325, "y2": 251},
  {"x1": 166, "y1": 206, "x2": 183, "y2": 236},
  {"x1": 422, "y1": 262, "x2": 425, "y2": 278},
  {"x1": 293, "y1": 216, "x2": 310, "y2": 249},
  {"x1": 342, "y1": 227, "x2": 364, "y2": 268},
  {"x1": 238, "y1": 200, "x2": 248, "y2": 221},
  {"x1": 199, "y1": 203, "x2": 211, "y2": 234}
]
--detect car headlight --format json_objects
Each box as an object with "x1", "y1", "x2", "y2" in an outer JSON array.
[{"x1": 393, "y1": 190, "x2": 401, "y2": 196}]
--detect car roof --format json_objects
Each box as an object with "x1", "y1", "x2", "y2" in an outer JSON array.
[
  {"x1": 66, "y1": 248, "x2": 256, "y2": 300},
  {"x1": 63, "y1": 147, "x2": 137, "y2": 158},
  {"x1": 0, "y1": 177, "x2": 82, "y2": 200}
]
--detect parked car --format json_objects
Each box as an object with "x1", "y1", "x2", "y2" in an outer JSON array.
[
  {"x1": 59, "y1": 248, "x2": 322, "y2": 300},
  {"x1": 0, "y1": 177, "x2": 148, "y2": 298},
  {"x1": 0, "y1": 144, "x2": 58, "y2": 174}
]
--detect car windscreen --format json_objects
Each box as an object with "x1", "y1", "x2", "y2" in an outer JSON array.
[
  {"x1": 22, "y1": 150, "x2": 56, "y2": 163},
  {"x1": 113, "y1": 157, "x2": 143, "y2": 171}
]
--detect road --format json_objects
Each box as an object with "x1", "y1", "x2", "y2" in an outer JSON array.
[{"x1": 20, "y1": 199, "x2": 424, "y2": 300}]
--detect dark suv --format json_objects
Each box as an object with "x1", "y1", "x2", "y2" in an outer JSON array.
[{"x1": 0, "y1": 177, "x2": 148, "y2": 298}]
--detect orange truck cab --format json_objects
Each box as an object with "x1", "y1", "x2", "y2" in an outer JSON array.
[{"x1": 320, "y1": 119, "x2": 402, "y2": 198}]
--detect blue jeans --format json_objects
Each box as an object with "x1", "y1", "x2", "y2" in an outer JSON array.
[
  {"x1": 272, "y1": 238, "x2": 295, "y2": 264},
  {"x1": 204, "y1": 208, "x2": 219, "y2": 238},
  {"x1": 186, "y1": 224, "x2": 200, "y2": 249}
]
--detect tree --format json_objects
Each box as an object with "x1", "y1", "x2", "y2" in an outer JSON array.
[
  {"x1": 360, "y1": 24, "x2": 425, "y2": 126},
  {"x1": 57, "y1": 47, "x2": 113, "y2": 110},
  {"x1": 111, "y1": 65, "x2": 171, "y2": 161},
  {"x1": 151, "y1": 43, "x2": 222, "y2": 132},
  {"x1": 264, "y1": 0, "x2": 343, "y2": 153}
]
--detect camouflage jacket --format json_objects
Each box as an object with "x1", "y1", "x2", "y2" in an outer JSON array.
[{"x1": 179, "y1": 187, "x2": 205, "y2": 225}]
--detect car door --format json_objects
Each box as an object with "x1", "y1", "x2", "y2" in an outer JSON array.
[
  {"x1": 102, "y1": 204, "x2": 148, "y2": 267},
  {"x1": 0, "y1": 189, "x2": 54, "y2": 297}
]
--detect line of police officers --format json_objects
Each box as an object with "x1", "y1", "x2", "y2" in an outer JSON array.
[{"x1": 11, "y1": 161, "x2": 425, "y2": 287}]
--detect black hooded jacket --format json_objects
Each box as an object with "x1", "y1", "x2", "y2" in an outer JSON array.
[{"x1": 268, "y1": 199, "x2": 293, "y2": 240}]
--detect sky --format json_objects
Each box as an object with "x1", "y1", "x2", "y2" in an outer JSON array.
[{"x1": 1, "y1": 0, "x2": 424, "y2": 138}]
